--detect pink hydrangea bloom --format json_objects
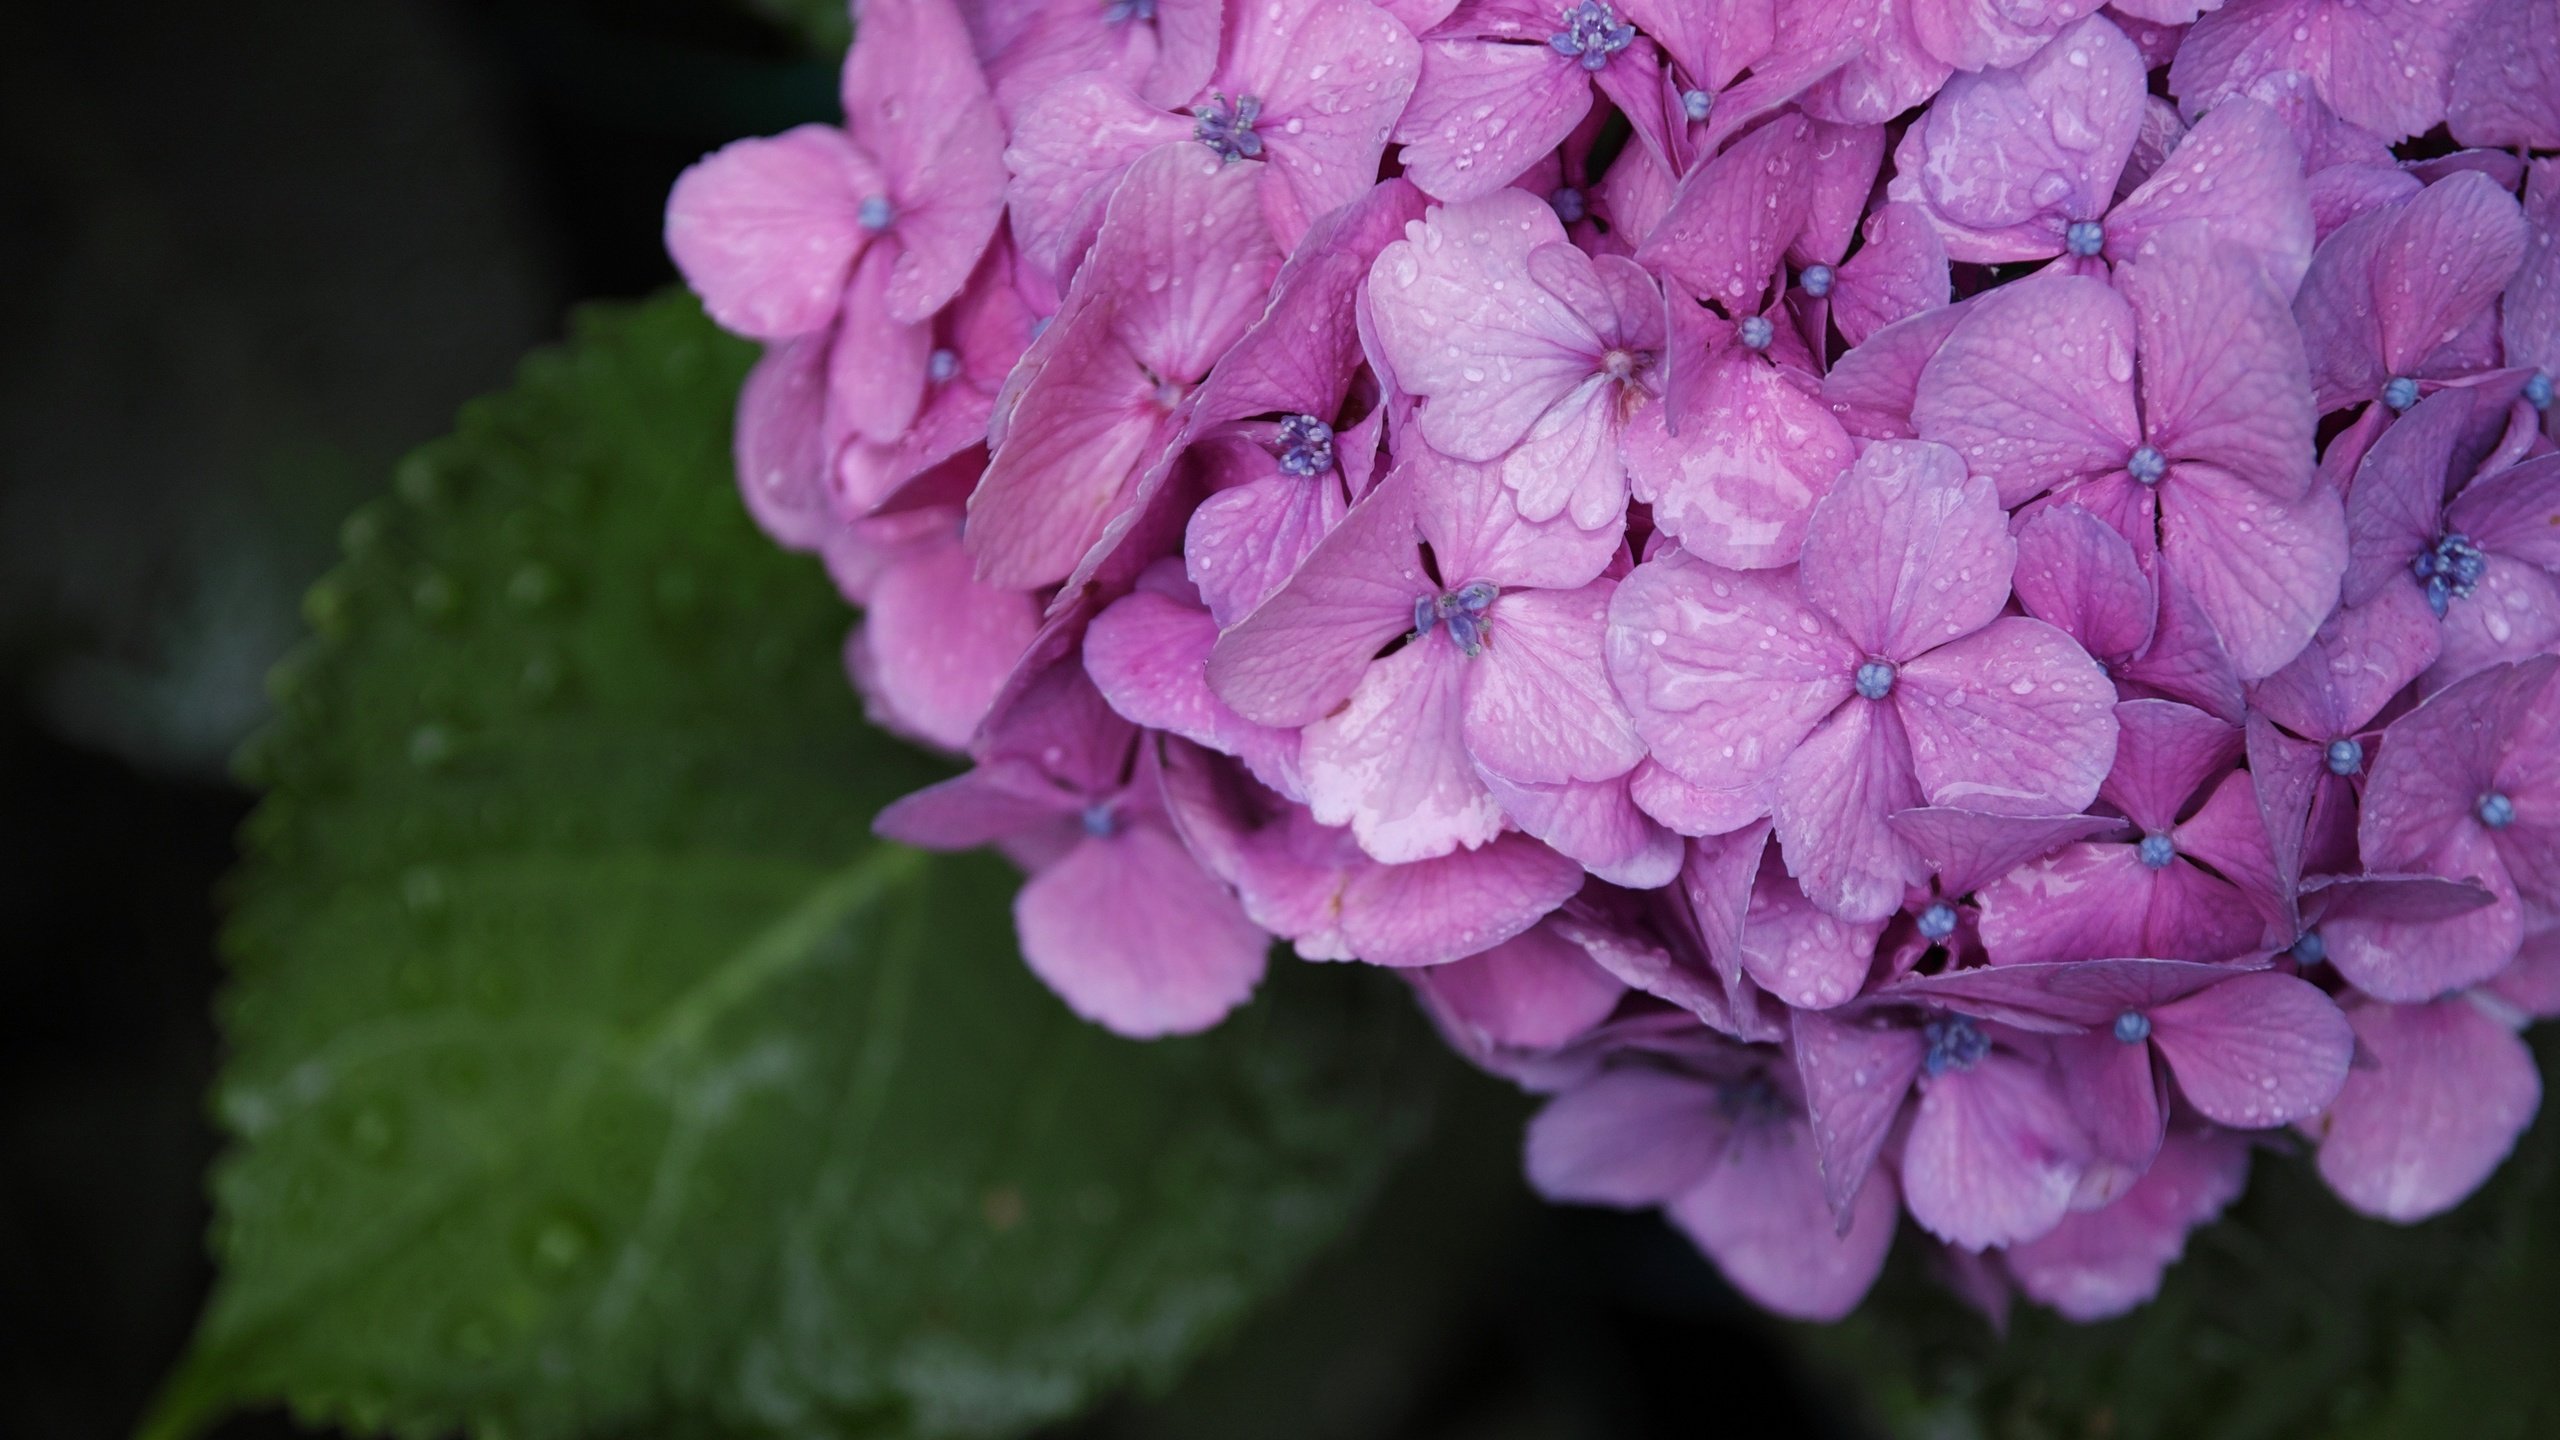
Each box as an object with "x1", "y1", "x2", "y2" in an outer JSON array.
[{"x1": 671, "y1": 0, "x2": 2560, "y2": 1327}]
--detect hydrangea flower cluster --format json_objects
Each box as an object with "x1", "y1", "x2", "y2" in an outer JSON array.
[{"x1": 668, "y1": 0, "x2": 2560, "y2": 1322}]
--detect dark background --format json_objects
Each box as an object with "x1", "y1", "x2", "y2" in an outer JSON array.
[{"x1": 0, "y1": 4, "x2": 1862, "y2": 1436}]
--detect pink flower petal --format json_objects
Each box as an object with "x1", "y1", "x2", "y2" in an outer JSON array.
[
  {"x1": 1903, "y1": 1046, "x2": 2090, "y2": 1252},
  {"x1": 2013, "y1": 502, "x2": 2158, "y2": 663},
  {"x1": 666, "y1": 126, "x2": 882, "y2": 341},
  {"x1": 1913, "y1": 274, "x2": 2141, "y2": 507},
  {"x1": 2007, "y1": 1129, "x2": 2249, "y2": 1321},
  {"x1": 2149, "y1": 969, "x2": 2354, "y2": 1127},
  {"x1": 1527, "y1": 1067, "x2": 1728, "y2": 1206},
  {"x1": 1801, "y1": 439, "x2": 2013, "y2": 662},
  {"x1": 1738, "y1": 869, "x2": 1886, "y2": 1008},
  {"x1": 2318, "y1": 996, "x2": 2542, "y2": 1221},
  {"x1": 1465, "y1": 584, "x2": 1647, "y2": 785},
  {"x1": 1414, "y1": 922, "x2": 1628, "y2": 1049},
  {"x1": 1668, "y1": 1118, "x2": 1899, "y2": 1321},
  {"x1": 1303, "y1": 635, "x2": 1504, "y2": 862},
  {"x1": 1791, "y1": 1004, "x2": 1927, "y2": 1220},
  {"x1": 1209, "y1": 468, "x2": 1424, "y2": 727},
  {"x1": 1395, "y1": 40, "x2": 1593, "y2": 201},
  {"x1": 1774, "y1": 694, "x2": 1928, "y2": 922},
  {"x1": 1894, "y1": 617, "x2": 2122, "y2": 817},
  {"x1": 845, "y1": 0, "x2": 1009, "y2": 322},
  {"x1": 1623, "y1": 354, "x2": 1855, "y2": 569},
  {"x1": 1015, "y1": 823, "x2": 1270, "y2": 1036}
]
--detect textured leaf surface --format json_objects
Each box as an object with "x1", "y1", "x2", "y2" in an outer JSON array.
[
  {"x1": 153, "y1": 295, "x2": 1432, "y2": 1440},
  {"x1": 1810, "y1": 1028, "x2": 2560, "y2": 1440}
]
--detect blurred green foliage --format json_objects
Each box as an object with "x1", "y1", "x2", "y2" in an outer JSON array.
[
  {"x1": 151, "y1": 295, "x2": 1435, "y2": 1440},
  {"x1": 1809, "y1": 1028, "x2": 2559, "y2": 1440}
]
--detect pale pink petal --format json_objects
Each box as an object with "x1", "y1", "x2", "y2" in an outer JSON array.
[
  {"x1": 1527, "y1": 1067, "x2": 1728, "y2": 1206},
  {"x1": 1894, "y1": 618, "x2": 2122, "y2": 816},
  {"x1": 1015, "y1": 823, "x2": 1270, "y2": 1036},
  {"x1": 1630, "y1": 760, "x2": 1773, "y2": 837},
  {"x1": 1623, "y1": 355, "x2": 1855, "y2": 569},
  {"x1": 1083, "y1": 588, "x2": 1303, "y2": 791},
  {"x1": 2148, "y1": 969, "x2": 2354, "y2": 1127},
  {"x1": 1912, "y1": 274, "x2": 2141, "y2": 507},
  {"x1": 733, "y1": 334, "x2": 839, "y2": 550},
  {"x1": 666, "y1": 126, "x2": 881, "y2": 341},
  {"x1": 2007, "y1": 1129, "x2": 2249, "y2": 1321},
  {"x1": 1481, "y1": 771, "x2": 1685, "y2": 887},
  {"x1": 1395, "y1": 41, "x2": 1594, "y2": 202},
  {"x1": 1831, "y1": 202, "x2": 1952, "y2": 346},
  {"x1": 962, "y1": 305, "x2": 1173, "y2": 587},
  {"x1": 1000, "y1": 77, "x2": 1188, "y2": 283},
  {"x1": 1222, "y1": 0, "x2": 1423, "y2": 239},
  {"x1": 1904, "y1": 1047, "x2": 2090, "y2": 1251},
  {"x1": 860, "y1": 533, "x2": 1042, "y2": 750},
  {"x1": 1338, "y1": 831, "x2": 1589, "y2": 964},
  {"x1": 2012, "y1": 502, "x2": 2157, "y2": 662},
  {"x1": 1791, "y1": 1004, "x2": 1927, "y2": 1219},
  {"x1": 1739, "y1": 870, "x2": 1887, "y2": 1009},
  {"x1": 1635, "y1": 114, "x2": 1817, "y2": 316},
  {"x1": 1102, "y1": 147, "x2": 1288, "y2": 382},
  {"x1": 1463, "y1": 585, "x2": 1647, "y2": 784},
  {"x1": 1775, "y1": 696, "x2": 1928, "y2": 923},
  {"x1": 1606, "y1": 552, "x2": 1860, "y2": 791},
  {"x1": 1184, "y1": 471, "x2": 1351, "y2": 629},
  {"x1": 846, "y1": 0, "x2": 1010, "y2": 322},
  {"x1": 1412, "y1": 442, "x2": 1624, "y2": 590},
  {"x1": 1208, "y1": 470, "x2": 1424, "y2": 726},
  {"x1": 2318, "y1": 996, "x2": 2542, "y2": 1221},
  {"x1": 1884, "y1": 15, "x2": 2146, "y2": 263},
  {"x1": 1669, "y1": 1120, "x2": 1899, "y2": 1321},
  {"x1": 1414, "y1": 923, "x2": 1628, "y2": 1048},
  {"x1": 1801, "y1": 440, "x2": 2014, "y2": 662},
  {"x1": 1303, "y1": 637, "x2": 1505, "y2": 862}
]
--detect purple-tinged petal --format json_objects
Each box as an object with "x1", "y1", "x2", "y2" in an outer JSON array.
[
  {"x1": 2013, "y1": 502, "x2": 2157, "y2": 663},
  {"x1": 1831, "y1": 202, "x2": 1952, "y2": 347},
  {"x1": 1891, "y1": 807, "x2": 2124, "y2": 900},
  {"x1": 1668, "y1": 1117, "x2": 1900, "y2": 1321},
  {"x1": 2449, "y1": 453, "x2": 2560, "y2": 572},
  {"x1": 875, "y1": 759, "x2": 1080, "y2": 848},
  {"x1": 1413, "y1": 438, "x2": 1624, "y2": 588},
  {"x1": 2450, "y1": 0, "x2": 2560, "y2": 148},
  {"x1": 733, "y1": 334, "x2": 839, "y2": 550},
  {"x1": 2158, "y1": 462, "x2": 2346, "y2": 681},
  {"x1": 2251, "y1": 584, "x2": 2443, "y2": 738},
  {"x1": 1303, "y1": 636, "x2": 1504, "y2": 862},
  {"x1": 2099, "y1": 699, "x2": 2242, "y2": 833},
  {"x1": 1636, "y1": 113, "x2": 1817, "y2": 317},
  {"x1": 999, "y1": 77, "x2": 1187, "y2": 285},
  {"x1": 1623, "y1": 354, "x2": 1854, "y2": 570},
  {"x1": 2376, "y1": 174, "x2": 2532, "y2": 379},
  {"x1": 666, "y1": 126, "x2": 882, "y2": 341},
  {"x1": 1015, "y1": 822, "x2": 1270, "y2": 1036},
  {"x1": 1220, "y1": 0, "x2": 1423, "y2": 242},
  {"x1": 1791, "y1": 1004, "x2": 1926, "y2": 1221},
  {"x1": 2318, "y1": 996, "x2": 2542, "y2": 1221},
  {"x1": 858, "y1": 531, "x2": 1042, "y2": 751},
  {"x1": 1894, "y1": 618, "x2": 2122, "y2": 817},
  {"x1": 1976, "y1": 843, "x2": 2162, "y2": 968},
  {"x1": 2117, "y1": 565, "x2": 2248, "y2": 722},
  {"x1": 1885, "y1": 15, "x2": 2146, "y2": 264},
  {"x1": 845, "y1": 0, "x2": 1009, "y2": 322},
  {"x1": 2106, "y1": 99, "x2": 2313, "y2": 294},
  {"x1": 2149, "y1": 969, "x2": 2353, "y2": 1127},
  {"x1": 1739, "y1": 870, "x2": 1886, "y2": 1009},
  {"x1": 1912, "y1": 274, "x2": 2140, "y2": 507},
  {"x1": 2122, "y1": 226, "x2": 2319, "y2": 504},
  {"x1": 1209, "y1": 469, "x2": 1424, "y2": 727},
  {"x1": 1414, "y1": 922, "x2": 1628, "y2": 1048},
  {"x1": 1184, "y1": 469, "x2": 1351, "y2": 630},
  {"x1": 1481, "y1": 771, "x2": 1684, "y2": 888},
  {"x1": 1904, "y1": 1046, "x2": 2089, "y2": 1252},
  {"x1": 1800, "y1": 440, "x2": 2013, "y2": 662},
  {"x1": 2171, "y1": 0, "x2": 2486, "y2": 141},
  {"x1": 826, "y1": 246, "x2": 934, "y2": 444},
  {"x1": 1823, "y1": 299, "x2": 1972, "y2": 441},
  {"x1": 1338, "y1": 831, "x2": 1589, "y2": 965},
  {"x1": 1631, "y1": 760, "x2": 1772, "y2": 838},
  {"x1": 1465, "y1": 584, "x2": 1647, "y2": 785},
  {"x1": 1606, "y1": 552, "x2": 1859, "y2": 792},
  {"x1": 1395, "y1": 40, "x2": 1594, "y2": 202},
  {"x1": 1892, "y1": 958, "x2": 2243, "y2": 1030},
  {"x1": 1527, "y1": 1067, "x2": 1727, "y2": 1206},
  {"x1": 1775, "y1": 694, "x2": 1928, "y2": 923},
  {"x1": 1084, "y1": 587, "x2": 1303, "y2": 793},
  {"x1": 2007, "y1": 1129, "x2": 2249, "y2": 1321}
]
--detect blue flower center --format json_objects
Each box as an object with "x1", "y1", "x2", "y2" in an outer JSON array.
[
  {"x1": 1548, "y1": 0, "x2": 1635, "y2": 69},
  {"x1": 2138, "y1": 832, "x2": 2177, "y2": 869},
  {"x1": 1081, "y1": 804, "x2": 1119, "y2": 838},
  {"x1": 1682, "y1": 88, "x2": 1714, "y2": 121},
  {"x1": 2478, "y1": 791, "x2": 2516, "y2": 829},
  {"x1": 1414, "y1": 582, "x2": 1498, "y2": 656},
  {"x1": 2529, "y1": 371, "x2": 2555, "y2": 412},
  {"x1": 2065, "y1": 219, "x2": 2105, "y2": 257},
  {"x1": 2326, "y1": 737, "x2": 2364, "y2": 776},
  {"x1": 1549, "y1": 186, "x2": 1587, "y2": 223},
  {"x1": 1102, "y1": 0, "x2": 1156, "y2": 24},
  {"x1": 2382, "y1": 375, "x2": 2421, "y2": 411},
  {"x1": 1193, "y1": 92, "x2": 1265, "y2": 161},
  {"x1": 858, "y1": 195, "x2": 894, "y2": 232},
  {"x1": 1917, "y1": 901, "x2": 1959, "y2": 941},
  {"x1": 2128, "y1": 445, "x2": 2167, "y2": 485},
  {"x1": 2412, "y1": 532, "x2": 2487, "y2": 617},
  {"x1": 927, "y1": 348, "x2": 961, "y2": 384},
  {"x1": 2291, "y1": 930, "x2": 2327, "y2": 965},
  {"x1": 1738, "y1": 315, "x2": 1775, "y2": 351},
  {"x1": 1924, "y1": 1015, "x2": 1990, "y2": 1076},
  {"x1": 1799, "y1": 263, "x2": 1834, "y2": 298},
  {"x1": 1276, "y1": 413, "x2": 1335, "y2": 476},
  {"x1": 1854, "y1": 659, "x2": 1897, "y2": 701},
  {"x1": 2113, "y1": 1010, "x2": 2151, "y2": 1044}
]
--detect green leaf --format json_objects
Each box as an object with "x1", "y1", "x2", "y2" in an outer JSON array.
[
  {"x1": 153, "y1": 294, "x2": 1435, "y2": 1440},
  {"x1": 1805, "y1": 1029, "x2": 2560, "y2": 1440}
]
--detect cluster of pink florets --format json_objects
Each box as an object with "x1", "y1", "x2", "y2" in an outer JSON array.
[{"x1": 666, "y1": 0, "x2": 2560, "y2": 1322}]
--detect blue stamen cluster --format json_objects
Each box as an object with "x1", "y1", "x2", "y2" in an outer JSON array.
[
  {"x1": 2138, "y1": 832, "x2": 2177, "y2": 869},
  {"x1": 1415, "y1": 581, "x2": 1499, "y2": 655},
  {"x1": 2128, "y1": 445, "x2": 2167, "y2": 485},
  {"x1": 1917, "y1": 901, "x2": 1959, "y2": 941},
  {"x1": 2326, "y1": 737, "x2": 2364, "y2": 776},
  {"x1": 1855, "y1": 659, "x2": 1897, "y2": 700},
  {"x1": 2065, "y1": 219, "x2": 2105, "y2": 257},
  {"x1": 1923, "y1": 1015, "x2": 1990, "y2": 1076},
  {"x1": 858, "y1": 195, "x2": 894, "y2": 232},
  {"x1": 2113, "y1": 1011, "x2": 2152, "y2": 1044},
  {"x1": 2413, "y1": 532, "x2": 2488, "y2": 617},
  {"x1": 1277, "y1": 413, "x2": 1336, "y2": 476},
  {"x1": 2382, "y1": 375, "x2": 2421, "y2": 411},
  {"x1": 2479, "y1": 791, "x2": 2516, "y2": 829},
  {"x1": 1194, "y1": 93, "x2": 1265, "y2": 161},
  {"x1": 1548, "y1": 0, "x2": 1635, "y2": 70},
  {"x1": 1800, "y1": 263, "x2": 1834, "y2": 298}
]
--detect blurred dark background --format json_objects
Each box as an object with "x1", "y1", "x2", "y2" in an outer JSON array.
[{"x1": 0, "y1": 4, "x2": 1859, "y2": 1436}]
